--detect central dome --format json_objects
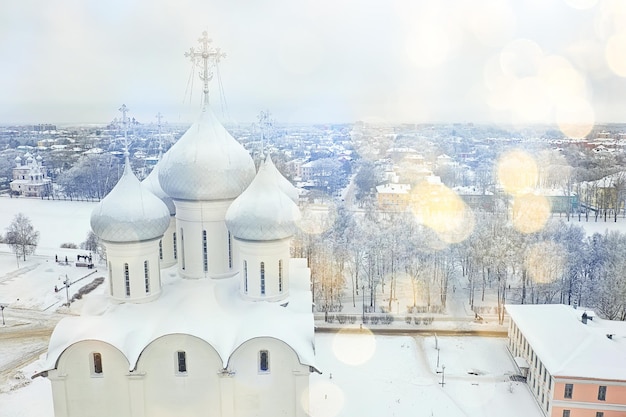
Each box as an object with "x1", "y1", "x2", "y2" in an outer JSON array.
[{"x1": 158, "y1": 107, "x2": 255, "y2": 201}]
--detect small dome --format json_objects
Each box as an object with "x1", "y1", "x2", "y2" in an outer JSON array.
[
  {"x1": 158, "y1": 107, "x2": 255, "y2": 201},
  {"x1": 91, "y1": 159, "x2": 170, "y2": 242},
  {"x1": 265, "y1": 153, "x2": 299, "y2": 203},
  {"x1": 226, "y1": 158, "x2": 301, "y2": 241},
  {"x1": 143, "y1": 163, "x2": 176, "y2": 216}
]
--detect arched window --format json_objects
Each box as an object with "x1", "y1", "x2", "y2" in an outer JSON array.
[
  {"x1": 144, "y1": 260, "x2": 150, "y2": 294},
  {"x1": 202, "y1": 230, "x2": 208, "y2": 272},
  {"x1": 228, "y1": 232, "x2": 233, "y2": 269},
  {"x1": 92, "y1": 352, "x2": 103, "y2": 375},
  {"x1": 180, "y1": 228, "x2": 185, "y2": 270},
  {"x1": 278, "y1": 260, "x2": 283, "y2": 293},
  {"x1": 260, "y1": 262, "x2": 265, "y2": 295},
  {"x1": 243, "y1": 260, "x2": 248, "y2": 293},
  {"x1": 173, "y1": 232, "x2": 177, "y2": 260},
  {"x1": 108, "y1": 261, "x2": 113, "y2": 295},
  {"x1": 124, "y1": 263, "x2": 130, "y2": 297},
  {"x1": 159, "y1": 240, "x2": 163, "y2": 260},
  {"x1": 259, "y1": 350, "x2": 269, "y2": 372}
]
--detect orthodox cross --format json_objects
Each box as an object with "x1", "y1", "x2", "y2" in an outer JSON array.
[
  {"x1": 119, "y1": 104, "x2": 130, "y2": 155},
  {"x1": 185, "y1": 31, "x2": 226, "y2": 107}
]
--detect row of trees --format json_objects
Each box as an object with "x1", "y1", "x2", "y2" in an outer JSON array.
[{"x1": 295, "y1": 201, "x2": 626, "y2": 322}]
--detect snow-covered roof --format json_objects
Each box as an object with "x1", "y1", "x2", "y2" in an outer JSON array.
[
  {"x1": 45, "y1": 261, "x2": 316, "y2": 372},
  {"x1": 265, "y1": 154, "x2": 299, "y2": 203},
  {"x1": 90, "y1": 158, "x2": 170, "y2": 242},
  {"x1": 158, "y1": 106, "x2": 255, "y2": 201},
  {"x1": 142, "y1": 163, "x2": 176, "y2": 216},
  {"x1": 376, "y1": 183, "x2": 411, "y2": 194},
  {"x1": 506, "y1": 304, "x2": 626, "y2": 381},
  {"x1": 226, "y1": 157, "x2": 301, "y2": 241}
]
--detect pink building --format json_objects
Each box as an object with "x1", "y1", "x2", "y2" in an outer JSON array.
[{"x1": 506, "y1": 304, "x2": 626, "y2": 417}]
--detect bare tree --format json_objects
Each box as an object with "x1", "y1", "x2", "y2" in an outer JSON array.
[{"x1": 5, "y1": 213, "x2": 40, "y2": 263}]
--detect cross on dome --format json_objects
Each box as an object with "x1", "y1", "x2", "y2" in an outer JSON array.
[{"x1": 185, "y1": 31, "x2": 226, "y2": 107}]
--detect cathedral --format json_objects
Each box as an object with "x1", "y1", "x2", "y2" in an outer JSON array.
[{"x1": 41, "y1": 33, "x2": 317, "y2": 417}]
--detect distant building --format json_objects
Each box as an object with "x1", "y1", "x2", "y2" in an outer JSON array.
[
  {"x1": 9, "y1": 153, "x2": 52, "y2": 197},
  {"x1": 376, "y1": 182, "x2": 411, "y2": 212},
  {"x1": 506, "y1": 304, "x2": 626, "y2": 417}
]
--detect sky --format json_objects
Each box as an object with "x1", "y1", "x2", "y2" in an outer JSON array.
[{"x1": 1, "y1": 0, "x2": 626, "y2": 127}]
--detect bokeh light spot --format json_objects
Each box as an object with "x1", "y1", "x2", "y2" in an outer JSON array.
[
  {"x1": 555, "y1": 96, "x2": 595, "y2": 139},
  {"x1": 525, "y1": 241, "x2": 566, "y2": 284},
  {"x1": 305, "y1": 381, "x2": 345, "y2": 417},
  {"x1": 496, "y1": 150, "x2": 538, "y2": 195},
  {"x1": 511, "y1": 194, "x2": 551, "y2": 234},
  {"x1": 332, "y1": 327, "x2": 376, "y2": 366},
  {"x1": 605, "y1": 33, "x2": 626, "y2": 77}
]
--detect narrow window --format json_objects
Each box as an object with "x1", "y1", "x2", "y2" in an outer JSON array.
[
  {"x1": 173, "y1": 232, "x2": 177, "y2": 260},
  {"x1": 598, "y1": 385, "x2": 606, "y2": 401},
  {"x1": 259, "y1": 350, "x2": 269, "y2": 372},
  {"x1": 563, "y1": 410, "x2": 570, "y2": 417},
  {"x1": 260, "y1": 262, "x2": 265, "y2": 295},
  {"x1": 202, "y1": 230, "x2": 208, "y2": 272},
  {"x1": 596, "y1": 413, "x2": 604, "y2": 417},
  {"x1": 180, "y1": 228, "x2": 185, "y2": 270},
  {"x1": 228, "y1": 232, "x2": 233, "y2": 269},
  {"x1": 177, "y1": 351, "x2": 187, "y2": 374},
  {"x1": 548, "y1": 377, "x2": 552, "y2": 390},
  {"x1": 124, "y1": 263, "x2": 130, "y2": 297},
  {"x1": 108, "y1": 261, "x2": 113, "y2": 295},
  {"x1": 278, "y1": 260, "x2": 283, "y2": 293},
  {"x1": 243, "y1": 260, "x2": 248, "y2": 293},
  {"x1": 159, "y1": 240, "x2": 163, "y2": 260},
  {"x1": 144, "y1": 260, "x2": 150, "y2": 294},
  {"x1": 564, "y1": 383, "x2": 573, "y2": 399},
  {"x1": 92, "y1": 352, "x2": 103, "y2": 375}
]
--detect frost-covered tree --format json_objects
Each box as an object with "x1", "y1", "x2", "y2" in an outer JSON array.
[{"x1": 5, "y1": 213, "x2": 40, "y2": 262}]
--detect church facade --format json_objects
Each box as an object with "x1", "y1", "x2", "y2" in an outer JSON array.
[{"x1": 41, "y1": 34, "x2": 316, "y2": 417}]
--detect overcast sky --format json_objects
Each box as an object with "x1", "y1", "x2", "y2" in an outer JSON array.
[{"x1": 1, "y1": 0, "x2": 625, "y2": 127}]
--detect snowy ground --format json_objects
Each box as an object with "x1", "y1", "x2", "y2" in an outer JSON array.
[{"x1": 1, "y1": 197, "x2": 625, "y2": 416}]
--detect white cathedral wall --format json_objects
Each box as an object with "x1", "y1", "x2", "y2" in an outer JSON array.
[
  {"x1": 228, "y1": 337, "x2": 310, "y2": 417},
  {"x1": 236, "y1": 238, "x2": 291, "y2": 301},
  {"x1": 137, "y1": 334, "x2": 223, "y2": 417},
  {"x1": 104, "y1": 239, "x2": 162, "y2": 303},
  {"x1": 50, "y1": 340, "x2": 132, "y2": 417},
  {"x1": 175, "y1": 200, "x2": 235, "y2": 279},
  {"x1": 159, "y1": 216, "x2": 177, "y2": 268}
]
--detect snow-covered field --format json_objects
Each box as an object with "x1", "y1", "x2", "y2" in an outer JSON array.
[{"x1": 1, "y1": 196, "x2": 625, "y2": 416}]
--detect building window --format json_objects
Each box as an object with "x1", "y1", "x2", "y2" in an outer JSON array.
[
  {"x1": 278, "y1": 260, "x2": 283, "y2": 292},
  {"x1": 243, "y1": 260, "x2": 248, "y2": 293},
  {"x1": 92, "y1": 352, "x2": 103, "y2": 375},
  {"x1": 260, "y1": 262, "x2": 265, "y2": 295},
  {"x1": 564, "y1": 383, "x2": 573, "y2": 399},
  {"x1": 159, "y1": 240, "x2": 163, "y2": 260},
  {"x1": 259, "y1": 350, "x2": 269, "y2": 372},
  {"x1": 596, "y1": 413, "x2": 604, "y2": 417},
  {"x1": 598, "y1": 385, "x2": 606, "y2": 401},
  {"x1": 202, "y1": 230, "x2": 208, "y2": 272},
  {"x1": 173, "y1": 232, "x2": 177, "y2": 260},
  {"x1": 228, "y1": 232, "x2": 232, "y2": 269},
  {"x1": 144, "y1": 260, "x2": 150, "y2": 294},
  {"x1": 176, "y1": 351, "x2": 187, "y2": 374},
  {"x1": 124, "y1": 263, "x2": 130, "y2": 297},
  {"x1": 108, "y1": 261, "x2": 113, "y2": 295},
  {"x1": 563, "y1": 410, "x2": 570, "y2": 417}
]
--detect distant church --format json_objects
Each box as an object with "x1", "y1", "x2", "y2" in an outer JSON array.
[
  {"x1": 40, "y1": 33, "x2": 317, "y2": 417},
  {"x1": 10, "y1": 152, "x2": 52, "y2": 197}
]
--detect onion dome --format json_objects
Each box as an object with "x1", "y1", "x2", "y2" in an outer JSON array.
[
  {"x1": 91, "y1": 158, "x2": 170, "y2": 242},
  {"x1": 158, "y1": 107, "x2": 255, "y2": 201},
  {"x1": 225, "y1": 158, "x2": 301, "y2": 241},
  {"x1": 142, "y1": 163, "x2": 176, "y2": 216},
  {"x1": 264, "y1": 153, "x2": 299, "y2": 203}
]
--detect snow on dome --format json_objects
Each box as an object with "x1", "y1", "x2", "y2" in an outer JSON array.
[
  {"x1": 91, "y1": 159, "x2": 170, "y2": 242},
  {"x1": 265, "y1": 153, "x2": 299, "y2": 203},
  {"x1": 158, "y1": 107, "x2": 255, "y2": 201},
  {"x1": 142, "y1": 163, "x2": 176, "y2": 216},
  {"x1": 226, "y1": 158, "x2": 301, "y2": 241}
]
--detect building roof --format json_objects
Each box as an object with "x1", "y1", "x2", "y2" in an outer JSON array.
[
  {"x1": 225, "y1": 157, "x2": 301, "y2": 241},
  {"x1": 376, "y1": 183, "x2": 411, "y2": 194},
  {"x1": 45, "y1": 260, "x2": 316, "y2": 372},
  {"x1": 506, "y1": 304, "x2": 626, "y2": 381},
  {"x1": 142, "y1": 162, "x2": 176, "y2": 216},
  {"x1": 90, "y1": 158, "x2": 170, "y2": 242},
  {"x1": 158, "y1": 106, "x2": 255, "y2": 201}
]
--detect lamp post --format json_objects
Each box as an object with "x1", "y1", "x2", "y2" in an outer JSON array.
[
  {"x1": 439, "y1": 365, "x2": 446, "y2": 387},
  {"x1": 0, "y1": 304, "x2": 6, "y2": 326},
  {"x1": 63, "y1": 275, "x2": 70, "y2": 307}
]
